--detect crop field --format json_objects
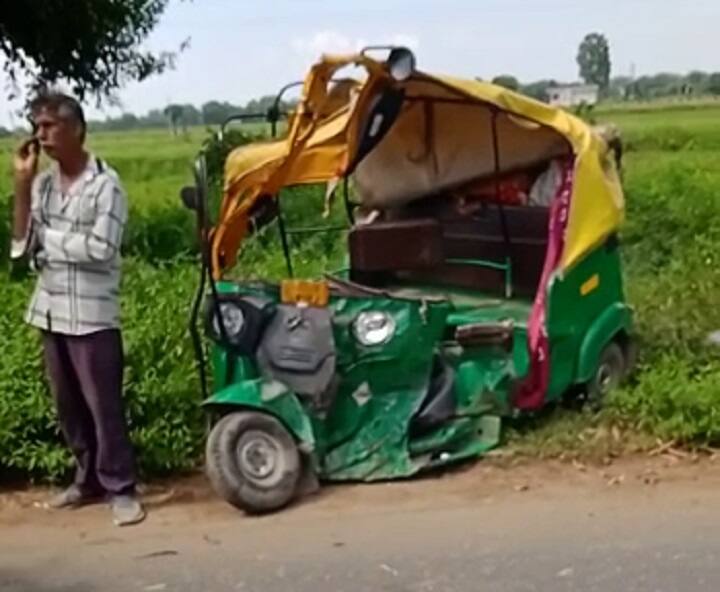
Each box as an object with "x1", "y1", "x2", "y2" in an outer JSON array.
[{"x1": 2, "y1": 104, "x2": 720, "y2": 480}]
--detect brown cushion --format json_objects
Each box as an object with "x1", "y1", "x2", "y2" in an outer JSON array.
[{"x1": 349, "y1": 218, "x2": 444, "y2": 272}]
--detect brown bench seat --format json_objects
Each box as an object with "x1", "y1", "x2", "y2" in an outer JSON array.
[{"x1": 348, "y1": 206, "x2": 549, "y2": 298}]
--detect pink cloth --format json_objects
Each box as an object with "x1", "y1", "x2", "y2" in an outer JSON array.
[{"x1": 514, "y1": 158, "x2": 574, "y2": 410}]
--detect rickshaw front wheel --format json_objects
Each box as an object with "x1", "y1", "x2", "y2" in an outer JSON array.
[
  {"x1": 206, "y1": 411, "x2": 301, "y2": 514},
  {"x1": 587, "y1": 342, "x2": 626, "y2": 409}
]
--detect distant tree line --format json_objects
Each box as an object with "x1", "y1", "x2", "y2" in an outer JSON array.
[
  {"x1": 93, "y1": 62, "x2": 720, "y2": 134},
  {"x1": 490, "y1": 32, "x2": 720, "y2": 103},
  {"x1": 491, "y1": 70, "x2": 720, "y2": 102},
  {"x1": 0, "y1": 94, "x2": 294, "y2": 136},
  {"x1": 2, "y1": 68, "x2": 717, "y2": 138},
  {"x1": 85, "y1": 94, "x2": 295, "y2": 133}
]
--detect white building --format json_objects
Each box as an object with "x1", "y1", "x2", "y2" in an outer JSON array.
[{"x1": 546, "y1": 84, "x2": 599, "y2": 107}]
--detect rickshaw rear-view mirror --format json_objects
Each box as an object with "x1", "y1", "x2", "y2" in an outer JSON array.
[
  {"x1": 180, "y1": 186, "x2": 199, "y2": 211},
  {"x1": 387, "y1": 47, "x2": 416, "y2": 81},
  {"x1": 348, "y1": 86, "x2": 405, "y2": 172}
]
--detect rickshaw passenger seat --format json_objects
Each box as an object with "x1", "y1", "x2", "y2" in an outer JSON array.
[
  {"x1": 349, "y1": 219, "x2": 445, "y2": 272},
  {"x1": 348, "y1": 207, "x2": 550, "y2": 298}
]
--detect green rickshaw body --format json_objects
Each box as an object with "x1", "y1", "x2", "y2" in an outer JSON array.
[
  {"x1": 546, "y1": 235, "x2": 632, "y2": 397},
  {"x1": 202, "y1": 231, "x2": 631, "y2": 483}
]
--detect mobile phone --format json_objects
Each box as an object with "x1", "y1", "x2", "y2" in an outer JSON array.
[
  {"x1": 29, "y1": 120, "x2": 39, "y2": 152},
  {"x1": 19, "y1": 137, "x2": 40, "y2": 157}
]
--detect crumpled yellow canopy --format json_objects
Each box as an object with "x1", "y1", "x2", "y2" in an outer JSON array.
[{"x1": 212, "y1": 53, "x2": 623, "y2": 276}]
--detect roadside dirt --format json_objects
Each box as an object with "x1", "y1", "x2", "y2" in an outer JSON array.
[{"x1": 1, "y1": 452, "x2": 717, "y2": 533}]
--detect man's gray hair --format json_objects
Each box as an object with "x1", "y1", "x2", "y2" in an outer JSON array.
[{"x1": 29, "y1": 91, "x2": 86, "y2": 137}]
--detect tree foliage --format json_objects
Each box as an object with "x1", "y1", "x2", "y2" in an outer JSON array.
[
  {"x1": 492, "y1": 75, "x2": 520, "y2": 91},
  {"x1": 200, "y1": 95, "x2": 295, "y2": 126},
  {"x1": 0, "y1": 0, "x2": 183, "y2": 102},
  {"x1": 577, "y1": 33, "x2": 611, "y2": 91},
  {"x1": 708, "y1": 73, "x2": 720, "y2": 96},
  {"x1": 520, "y1": 79, "x2": 558, "y2": 101}
]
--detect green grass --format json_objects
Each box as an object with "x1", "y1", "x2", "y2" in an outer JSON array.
[
  {"x1": 597, "y1": 106, "x2": 720, "y2": 152},
  {"x1": 591, "y1": 106, "x2": 720, "y2": 455},
  {"x1": 596, "y1": 97, "x2": 720, "y2": 115},
  {"x1": 3, "y1": 103, "x2": 720, "y2": 479}
]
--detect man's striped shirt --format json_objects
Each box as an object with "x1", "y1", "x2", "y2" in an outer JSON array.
[{"x1": 20, "y1": 155, "x2": 128, "y2": 335}]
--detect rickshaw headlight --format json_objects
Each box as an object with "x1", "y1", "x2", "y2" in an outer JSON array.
[
  {"x1": 352, "y1": 311, "x2": 396, "y2": 346},
  {"x1": 212, "y1": 301, "x2": 246, "y2": 341},
  {"x1": 205, "y1": 295, "x2": 276, "y2": 355}
]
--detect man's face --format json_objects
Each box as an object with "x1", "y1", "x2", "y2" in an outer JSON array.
[{"x1": 32, "y1": 108, "x2": 83, "y2": 160}]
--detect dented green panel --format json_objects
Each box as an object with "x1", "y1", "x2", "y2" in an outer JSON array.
[
  {"x1": 545, "y1": 238, "x2": 632, "y2": 398},
  {"x1": 312, "y1": 295, "x2": 451, "y2": 480},
  {"x1": 204, "y1": 280, "x2": 513, "y2": 481},
  {"x1": 204, "y1": 239, "x2": 631, "y2": 482},
  {"x1": 204, "y1": 379, "x2": 316, "y2": 448}
]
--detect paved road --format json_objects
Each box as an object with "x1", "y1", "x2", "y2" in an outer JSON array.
[{"x1": 1, "y1": 458, "x2": 719, "y2": 591}]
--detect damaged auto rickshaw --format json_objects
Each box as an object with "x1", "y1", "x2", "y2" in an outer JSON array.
[{"x1": 181, "y1": 48, "x2": 634, "y2": 513}]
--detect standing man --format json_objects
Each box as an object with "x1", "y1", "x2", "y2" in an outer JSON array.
[{"x1": 10, "y1": 92, "x2": 145, "y2": 526}]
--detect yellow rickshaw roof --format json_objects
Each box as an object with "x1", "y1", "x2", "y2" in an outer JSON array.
[{"x1": 214, "y1": 54, "x2": 623, "y2": 275}]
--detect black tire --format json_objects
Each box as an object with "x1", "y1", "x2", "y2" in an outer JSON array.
[
  {"x1": 587, "y1": 342, "x2": 626, "y2": 409},
  {"x1": 206, "y1": 411, "x2": 301, "y2": 514},
  {"x1": 623, "y1": 337, "x2": 638, "y2": 379}
]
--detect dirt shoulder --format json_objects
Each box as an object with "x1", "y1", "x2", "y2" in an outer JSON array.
[{"x1": 1, "y1": 453, "x2": 718, "y2": 533}]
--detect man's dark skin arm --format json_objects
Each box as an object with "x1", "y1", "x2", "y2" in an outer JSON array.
[{"x1": 9, "y1": 138, "x2": 39, "y2": 277}]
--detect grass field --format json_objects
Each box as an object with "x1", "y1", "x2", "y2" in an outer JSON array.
[{"x1": 2, "y1": 104, "x2": 720, "y2": 480}]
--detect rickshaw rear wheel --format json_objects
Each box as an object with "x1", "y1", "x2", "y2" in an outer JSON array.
[
  {"x1": 206, "y1": 411, "x2": 301, "y2": 514},
  {"x1": 587, "y1": 342, "x2": 626, "y2": 409}
]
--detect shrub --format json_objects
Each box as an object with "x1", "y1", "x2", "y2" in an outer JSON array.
[{"x1": 0, "y1": 260, "x2": 205, "y2": 481}]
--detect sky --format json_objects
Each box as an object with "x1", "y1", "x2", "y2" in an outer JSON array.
[{"x1": 2, "y1": 0, "x2": 719, "y2": 126}]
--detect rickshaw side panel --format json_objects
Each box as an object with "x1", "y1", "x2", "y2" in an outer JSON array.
[
  {"x1": 211, "y1": 348, "x2": 259, "y2": 391},
  {"x1": 576, "y1": 303, "x2": 633, "y2": 383},
  {"x1": 319, "y1": 295, "x2": 451, "y2": 480},
  {"x1": 546, "y1": 235, "x2": 629, "y2": 399},
  {"x1": 202, "y1": 379, "x2": 316, "y2": 452},
  {"x1": 205, "y1": 285, "x2": 479, "y2": 481}
]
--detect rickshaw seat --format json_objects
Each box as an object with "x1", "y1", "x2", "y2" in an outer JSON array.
[
  {"x1": 348, "y1": 207, "x2": 549, "y2": 298},
  {"x1": 348, "y1": 218, "x2": 445, "y2": 272}
]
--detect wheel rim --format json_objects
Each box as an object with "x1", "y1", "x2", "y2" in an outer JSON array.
[
  {"x1": 237, "y1": 430, "x2": 281, "y2": 481},
  {"x1": 596, "y1": 355, "x2": 622, "y2": 395},
  {"x1": 597, "y1": 363, "x2": 614, "y2": 393}
]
